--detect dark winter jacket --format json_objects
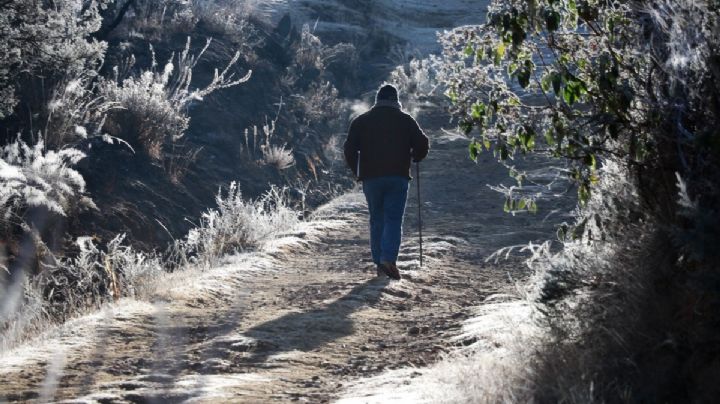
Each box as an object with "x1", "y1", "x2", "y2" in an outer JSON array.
[{"x1": 343, "y1": 102, "x2": 429, "y2": 180}]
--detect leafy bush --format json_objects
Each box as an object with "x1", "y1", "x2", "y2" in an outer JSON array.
[
  {"x1": 0, "y1": 0, "x2": 109, "y2": 120},
  {"x1": 438, "y1": 0, "x2": 720, "y2": 401}
]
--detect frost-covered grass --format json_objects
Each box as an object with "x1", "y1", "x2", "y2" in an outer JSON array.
[
  {"x1": 0, "y1": 181, "x2": 301, "y2": 353},
  {"x1": 337, "y1": 293, "x2": 542, "y2": 404},
  {"x1": 0, "y1": 136, "x2": 95, "y2": 229},
  {"x1": 178, "y1": 182, "x2": 300, "y2": 269}
]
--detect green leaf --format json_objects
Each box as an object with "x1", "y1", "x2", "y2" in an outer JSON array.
[
  {"x1": 578, "y1": 1, "x2": 599, "y2": 21},
  {"x1": 562, "y1": 78, "x2": 586, "y2": 105},
  {"x1": 469, "y1": 140, "x2": 482, "y2": 162},
  {"x1": 459, "y1": 120, "x2": 473, "y2": 135},
  {"x1": 518, "y1": 199, "x2": 527, "y2": 210},
  {"x1": 552, "y1": 72, "x2": 562, "y2": 94},
  {"x1": 566, "y1": 0, "x2": 578, "y2": 28},
  {"x1": 498, "y1": 144, "x2": 510, "y2": 160},
  {"x1": 544, "y1": 128, "x2": 556, "y2": 146},
  {"x1": 557, "y1": 223, "x2": 568, "y2": 241},
  {"x1": 446, "y1": 88, "x2": 458, "y2": 104},
  {"x1": 494, "y1": 43, "x2": 506, "y2": 65},
  {"x1": 503, "y1": 198, "x2": 512, "y2": 213},
  {"x1": 578, "y1": 183, "x2": 591, "y2": 206},
  {"x1": 463, "y1": 43, "x2": 474, "y2": 57},
  {"x1": 541, "y1": 71, "x2": 553, "y2": 92},
  {"x1": 483, "y1": 136, "x2": 491, "y2": 150},
  {"x1": 529, "y1": 200, "x2": 538, "y2": 214},
  {"x1": 526, "y1": 126, "x2": 536, "y2": 150},
  {"x1": 584, "y1": 153, "x2": 597, "y2": 170},
  {"x1": 544, "y1": 9, "x2": 561, "y2": 32},
  {"x1": 471, "y1": 102, "x2": 486, "y2": 120},
  {"x1": 517, "y1": 70, "x2": 531, "y2": 88},
  {"x1": 511, "y1": 23, "x2": 526, "y2": 47}
]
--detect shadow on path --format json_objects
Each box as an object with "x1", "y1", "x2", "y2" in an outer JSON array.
[{"x1": 242, "y1": 277, "x2": 390, "y2": 364}]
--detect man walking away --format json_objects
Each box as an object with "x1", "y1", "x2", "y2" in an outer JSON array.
[{"x1": 343, "y1": 84, "x2": 430, "y2": 280}]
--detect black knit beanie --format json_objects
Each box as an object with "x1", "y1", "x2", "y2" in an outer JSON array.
[{"x1": 376, "y1": 84, "x2": 399, "y2": 102}]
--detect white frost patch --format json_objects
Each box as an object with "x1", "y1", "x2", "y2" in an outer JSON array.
[
  {"x1": 176, "y1": 373, "x2": 272, "y2": 402},
  {"x1": 0, "y1": 300, "x2": 155, "y2": 369},
  {"x1": 337, "y1": 299, "x2": 541, "y2": 403}
]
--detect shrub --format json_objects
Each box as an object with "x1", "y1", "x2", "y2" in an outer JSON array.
[
  {"x1": 43, "y1": 69, "x2": 118, "y2": 149},
  {"x1": 388, "y1": 56, "x2": 443, "y2": 116},
  {"x1": 184, "y1": 182, "x2": 299, "y2": 267},
  {"x1": 100, "y1": 37, "x2": 251, "y2": 160},
  {"x1": 191, "y1": 0, "x2": 263, "y2": 56},
  {"x1": 0, "y1": 233, "x2": 163, "y2": 351},
  {"x1": 437, "y1": 0, "x2": 720, "y2": 401},
  {"x1": 0, "y1": 136, "x2": 94, "y2": 233},
  {"x1": 0, "y1": 275, "x2": 46, "y2": 352},
  {"x1": 293, "y1": 80, "x2": 341, "y2": 126},
  {"x1": 242, "y1": 115, "x2": 295, "y2": 170},
  {"x1": 262, "y1": 144, "x2": 295, "y2": 170},
  {"x1": 0, "y1": 0, "x2": 109, "y2": 120}
]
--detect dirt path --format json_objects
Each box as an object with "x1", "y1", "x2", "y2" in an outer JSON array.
[{"x1": 0, "y1": 126, "x2": 561, "y2": 403}]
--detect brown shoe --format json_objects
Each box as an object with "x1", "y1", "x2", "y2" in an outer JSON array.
[{"x1": 380, "y1": 262, "x2": 401, "y2": 280}]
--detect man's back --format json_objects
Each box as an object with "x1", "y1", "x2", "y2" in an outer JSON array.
[
  {"x1": 343, "y1": 83, "x2": 429, "y2": 280},
  {"x1": 344, "y1": 105, "x2": 429, "y2": 180}
]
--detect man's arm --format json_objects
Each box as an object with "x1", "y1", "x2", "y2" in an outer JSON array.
[
  {"x1": 343, "y1": 118, "x2": 361, "y2": 175},
  {"x1": 409, "y1": 117, "x2": 429, "y2": 162}
]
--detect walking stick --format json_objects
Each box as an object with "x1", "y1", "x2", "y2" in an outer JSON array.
[{"x1": 416, "y1": 161, "x2": 423, "y2": 268}]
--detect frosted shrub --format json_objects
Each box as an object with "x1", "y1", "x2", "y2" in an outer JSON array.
[
  {"x1": 389, "y1": 57, "x2": 441, "y2": 99},
  {"x1": 101, "y1": 37, "x2": 251, "y2": 159},
  {"x1": 262, "y1": 144, "x2": 295, "y2": 170},
  {"x1": 191, "y1": 0, "x2": 263, "y2": 58},
  {"x1": 44, "y1": 70, "x2": 118, "y2": 148},
  {"x1": 0, "y1": 136, "x2": 94, "y2": 231},
  {"x1": 0, "y1": 234, "x2": 163, "y2": 351},
  {"x1": 186, "y1": 182, "x2": 299, "y2": 267},
  {"x1": 295, "y1": 81, "x2": 340, "y2": 125},
  {"x1": 242, "y1": 115, "x2": 295, "y2": 170},
  {"x1": 389, "y1": 56, "x2": 442, "y2": 115},
  {"x1": 70, "y1": 234, "x2": 163, "y2": 300},
  {"x1": 0, "y1": 0, "x2": 109, "y2": 119},
  {"x1": 290, "y1": 24, "x2": 357, "y2": 77},
  {"x1": 436, "y1": 0, "x2": 720, "y2": 400},
  {"x1": 0, "y1": 276, "x2": 46, "y2": 352},
  {"x1": 50, "y1": 234, "x2": 162, "y2": 311}
]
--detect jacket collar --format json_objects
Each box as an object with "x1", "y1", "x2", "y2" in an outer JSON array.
[{"x1": 373, "y1": 99, "x2": 402, "y2": 110}]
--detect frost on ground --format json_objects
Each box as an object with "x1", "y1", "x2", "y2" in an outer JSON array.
[{"x1": 337, "y1": 298, "x2": 541, "y2": 404}]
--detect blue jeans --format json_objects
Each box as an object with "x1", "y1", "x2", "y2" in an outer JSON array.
[{"x1": 362, "y1": 176, "x2": 410, "y2": 265}]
